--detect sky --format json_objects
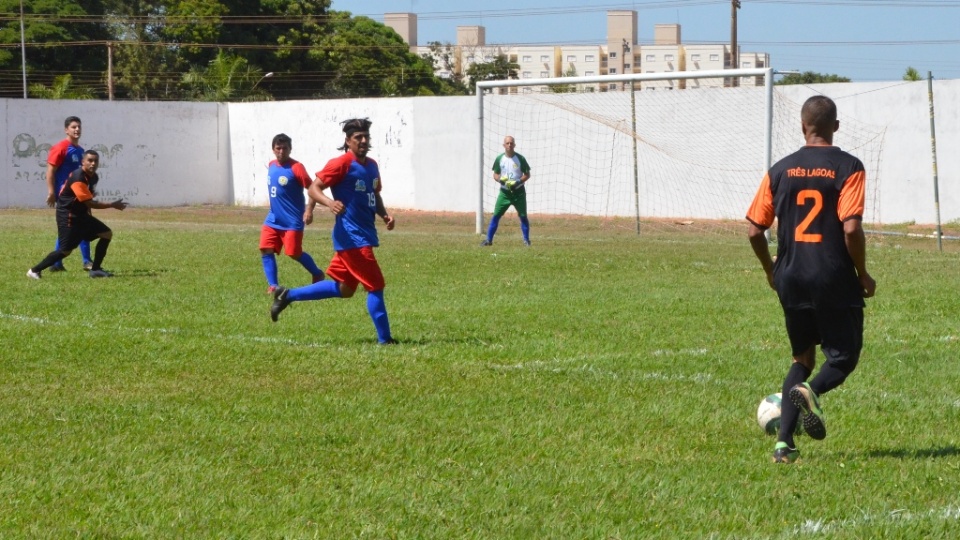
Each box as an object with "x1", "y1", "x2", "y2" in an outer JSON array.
[{"x1": 329, "y1": 0, "x2": 960, "y2": 83}]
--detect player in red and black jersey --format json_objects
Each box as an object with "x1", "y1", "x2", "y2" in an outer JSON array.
[
  {"x1": 27, "y1": 150, "x2": 127, "y2": 279},
  {"x1": 746, "y1": 95, "x2": 877, "y2": 464}
]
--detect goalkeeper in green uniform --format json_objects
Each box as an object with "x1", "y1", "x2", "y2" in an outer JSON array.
[{"x1": 481, "y1": 135, "x2": 532, "y2": 246}]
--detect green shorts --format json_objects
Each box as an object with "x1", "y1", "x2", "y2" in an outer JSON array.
[{"x1": 493, "y1": 187, "x2": 527, "y2": 217}]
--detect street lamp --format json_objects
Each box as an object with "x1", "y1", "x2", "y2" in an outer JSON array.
[{"x1": 252, "y1": 72, "x2": 274, "y2": 90}]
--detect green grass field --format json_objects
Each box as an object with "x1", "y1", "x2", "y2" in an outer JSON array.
[{"x1": 1, "y1": 207, "x2": 958, "y2": 539}]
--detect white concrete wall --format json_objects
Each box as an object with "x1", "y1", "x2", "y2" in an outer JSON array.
[
  {"x1": 2, "y1": 79, "x2": 958, "y2": 225},
  {"x1": 776, "y1": 80, "x2": 960, "y2": 226},
  {"x1": 1, "y1": 99, "x2": 225, "y2": 208}
]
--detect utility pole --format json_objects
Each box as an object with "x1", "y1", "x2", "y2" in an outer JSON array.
[
  {"x1": 20, "y1": 0, "x2": 27, "y2": 98},
  {"x1": 107, "y1": 42, "x2": 114, "y2": 100},
  {"x1": 730, "y1": 0, "x2": 741, "y2": 87}
]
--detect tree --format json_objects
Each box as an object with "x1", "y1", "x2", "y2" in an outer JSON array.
[
  {"x1": 182, "y1": 50, "x2": 270, "y2": 101},
  {"x1": 903, "y1": 67, "x2": 922, "y2": 81},
  {"x1": 312, "y1": 13, "x2": 451, "y2": 98},
  {"x1": 775, "y1": 71, "x2": 851, "y2": 85},
  {"x1": 549, "y1": 64, "x2": 578, "y2": 93},
  {"x1": 421, "y1": 41, "x2": 468, "y2": 95},
  {"x1": 0, "y1": 0, "x2": 112, "y2": 98},
  {"x1": 28, "y1": 73, "x2": 95, "y2": 98},
  {"x1": 465, "y1": 54, "x2": 519, "y2": 93}
]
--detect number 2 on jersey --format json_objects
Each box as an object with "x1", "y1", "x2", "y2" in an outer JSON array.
[{"x1": 795, "y1": 189, "x2": 823, "y2": 243}]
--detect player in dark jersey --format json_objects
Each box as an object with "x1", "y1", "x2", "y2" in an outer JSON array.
[
  {"x1": 27, "y1": 150, "x2": 127, "y2": 279},
  {"x1": 259, "y1": 133, "x2": 325, "y2": 294},
  {"x1": 746, "y1": 95, "x2": 876, "y2": 464},
  {"x1": 269, "y1": 118, "x2": 398, "y2": 345},
  {"x1": 45, "y1": 116, "x2": 93, "y2": 271}
]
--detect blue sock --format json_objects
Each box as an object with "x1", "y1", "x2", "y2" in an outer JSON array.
[
  {"x1": 79, "y1": 240, "x2": 92, "y2": 264},
  {"x1": 519, "y1": 217, "x2": 530, "y2": 243},
  {"x1": 296, "y1": 252, "x2": 324, "y2": 278},
  {"x1": 367, "y1": 290, "x2": 392, "y2": 343},
  {"x1": 261, "y1": 253, "x2": 278, "y2": 287},
  {"x1": 289, "y1": 280, "x2": 341, "y2": 302},
  {"x1": 486, "y1": 215, "x2": 502, "y2": 243}
]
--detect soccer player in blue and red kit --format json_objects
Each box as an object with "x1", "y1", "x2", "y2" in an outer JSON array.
[
  {"x1": 259, "y1": 133, "x2": 325, "y2": 293},
  {"x1": 46, "y1": 116, "x2": 93, "y2": 271},
  {"x1": 747, "y1": 95, "x2": 876, "y2": 464},
  {"x1": 270, "y1": 118, "x2": 398, "y2": 345}
]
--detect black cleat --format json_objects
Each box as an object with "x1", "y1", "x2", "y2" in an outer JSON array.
[
  {"x1": 790, "y1": 383, "x2": 826, "y2": 440},
  {"x1": 270, "y1": 286, "x2": 291, "y2": 322},
  {"x1": 379, "y1": 338, "x2": 400, "y2": 345},
  {"x1": 480, "y1": 240, "x2": 492, "y2": 246}
]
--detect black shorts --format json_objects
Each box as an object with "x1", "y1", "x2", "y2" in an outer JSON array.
[
  {"x1": 783, "y1": 306, "x2": 864, "y2": 363},
  {"x1": 57, "y1": 215, "x2": 110, "y2": 251}
]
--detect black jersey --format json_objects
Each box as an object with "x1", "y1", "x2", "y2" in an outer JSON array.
[
  {"x1": 56, "y1": 167, "x2": 99, "y2": 221},
  {"x1": 747, "y1": 145, "x2": 866, "y2": 309}
]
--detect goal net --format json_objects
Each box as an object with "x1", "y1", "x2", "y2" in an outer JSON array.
[{"x1": 477, "y1": 69, "x2": 885, "y2": 237}]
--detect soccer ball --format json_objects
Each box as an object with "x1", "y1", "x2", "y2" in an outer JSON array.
[{"x1": 757, "y1": 392, "x2": 786, "y2": 435}]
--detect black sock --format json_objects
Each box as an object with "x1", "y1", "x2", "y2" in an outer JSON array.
[
  {"x1": 92, "y1": 237, "x2": 111, "y2": 271},
  {"x1": 32, "y1": 251, "x2": 67, "y2": 273},
  {"x1": 778, "y1": 362, "x2": 811, "y2": 447}
]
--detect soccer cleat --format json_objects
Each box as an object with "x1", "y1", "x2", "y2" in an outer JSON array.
[
  {"x1": 790, "y1": 382, "x2": 826, "y2": 440},
  {"x1": 379, "y1": 338, "x2": 400, "y2": 346},
  {"x1": 49, "y1": 265, "x2": 66, "y2": 272},
  {"x1": 89, "y1": 269, "x2": 114, "y2": 278},
  {"x1": 312, "y1": 272, "x2": 325, "y2": 284},
  {"x1": 270, "y1": 286, "x2": 291, "y2": 322},
  {"x1": 83, "y1": 261, "x2": 94, "y2": 271},
  {"x1": 523, "y1": 239, "x2": 531, "y2": 247},
  {"x1": 772, "y1": 442, "x2": 800, "y2": 464},
  {"x1": 26, "y1": 269, "x2": 41, "y2": 280},
  {"x1": 480, "y1": 240, "x2": 492, "y2": 246}
]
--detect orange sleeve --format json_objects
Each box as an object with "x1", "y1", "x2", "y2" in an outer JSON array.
[
  {"x1": 745, "y1": 173, "x2": 775, "y2": 228},
  {"x1": 316, "y1": 154, "x2": 351, "y2": 187},
  {"x1": 71, "y1": 181, "x2": 94, "y2": 203},
  {"x1": 838, "y1": 170, "x2": 865, "y2": 221}
]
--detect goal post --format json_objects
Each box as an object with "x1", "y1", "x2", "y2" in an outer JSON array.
[{"x1": 475, "y1": 68, "x2": 775, "y2": 235}]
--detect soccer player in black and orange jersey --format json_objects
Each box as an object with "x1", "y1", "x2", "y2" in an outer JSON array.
[
  {"x1": 746, "y1": 95, "x2": 877, "y2": 464},
  {"x1": 27, "y1": 150, "x2": 127, "y2": 279}
]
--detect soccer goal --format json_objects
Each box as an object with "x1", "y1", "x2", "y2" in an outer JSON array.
[{"x1": 476, "y1": 68, "x2": 884, "y2": 236}]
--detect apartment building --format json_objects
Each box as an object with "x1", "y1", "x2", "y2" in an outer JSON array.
[{"x1": 385, "y1": 11, "x2": 769, "y2": 92}]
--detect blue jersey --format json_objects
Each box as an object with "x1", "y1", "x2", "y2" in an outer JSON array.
[
  {"x1": 48, "y1": 139, "x2": 84, "y2": 193},
  {"x1": 317, "y1": 152, "x2": 382, "y2": 251},
  {"x1": 264, "y1": 158, "x2": 312, "y2": 231}
]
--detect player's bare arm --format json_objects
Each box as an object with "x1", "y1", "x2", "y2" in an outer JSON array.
[
  {"x1": 747, "y1": 222, "x2": 775, "y2": 290},
  {"x1": 304, "y1": 198, "x2": 317, "y2": 225},
  {"x1": 375, "y1": 193, "x2": 395, "y2": 230},
  {"x1": 84, "y1": 198, "x2": 127, "y2": 211},
  {"x1": 45, "y1": 163, "x2": 57, "y2": 207},
  {"x1": 308, "y1": 182, "x2": 343, "y2": 215},
  {"x1": 843, "y1": 218, "x2": 876, "y2": 298}
]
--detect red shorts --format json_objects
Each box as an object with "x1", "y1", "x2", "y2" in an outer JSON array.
[
  {"x1": 326, "y1": 246, "x2": 385, "y2": 292},
  {"x1": 260, "y1": 226, "x2": 304, "y2": 257}
]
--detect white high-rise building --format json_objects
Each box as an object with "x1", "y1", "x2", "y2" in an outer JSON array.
[{"x1": 385, "y1": 11, "x2": 769, "y2": 92}]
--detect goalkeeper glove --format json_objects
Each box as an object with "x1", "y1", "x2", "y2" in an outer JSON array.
[
  {"x1": 510, "y1": 180, "x2": 523, "y2": 191},
  {"x1": 503, "y1": 179, "x2": 517, "y2": 190}
]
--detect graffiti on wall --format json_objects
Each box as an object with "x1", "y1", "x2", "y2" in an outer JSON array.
[{"x1": 11, "y1": 133, "x2": 140, "y2": 201}]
